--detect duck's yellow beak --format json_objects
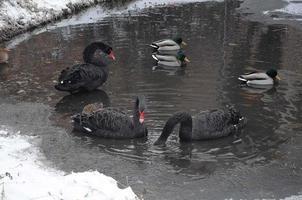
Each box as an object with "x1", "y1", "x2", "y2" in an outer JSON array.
[
  {"x1": 276, "y1": 75, "x2": 281, "y2": 81},
  {"x1": 181, "y1": 41, "x2": 187, "y2": 46},
  {"x1": 184, "y1": 57, "x2": 190, "y2": 63}
]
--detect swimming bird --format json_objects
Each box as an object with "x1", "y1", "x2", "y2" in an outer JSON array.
[
  {"x1": 152, "y1": 50, "x2": 190, "y2": 70},
  {"x1": 72, "y1": 96, "x2": 148, "y2": 139},
  {"x1": 150, "y1": 37, "x2": 187, "y2": 55},
  {"x1": 238, "y1": 69, "x2": 281, "y2": 86},
  {"x1": 55, "y1": 42, "x2": 115, "y2": 94},
  {"x1": 154, "y1": 106, "x2": 246, "y2": 145},
  {"x1": 0, "y1": 48, "x2": 9, "y2": 64}
]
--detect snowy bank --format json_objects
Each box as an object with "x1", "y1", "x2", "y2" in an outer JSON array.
[
  {"x1": 0, "y1": 0, "x2": 112, "y2": 42},
  {"x1": 0, "y1": 128, "x2": 138, "y2": 200},
  {"x1": 264, "y1": 0, "x2": 302, "y2": 21},
  {"x1": 0, "y1": 0, "x2": 224, "y2": 43}
]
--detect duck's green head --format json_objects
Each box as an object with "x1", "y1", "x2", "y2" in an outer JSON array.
[
  {"x1": 173, "y1": 37, "x2": 187, "y2": 46},
  {"x1": 266, "y1": 69, "x2": 281, "y2": 80},
  {"x1": 177, "y1": 51, "x2": 190, "y2": 63}
]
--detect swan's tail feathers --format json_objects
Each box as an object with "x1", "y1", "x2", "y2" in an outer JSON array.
[
  {"x1": 55, "y1": 67, "x2": 86, "y2": 92},
  {"x1": 226, "y1": 105, "x2": 247, "y2": 129},
  {"x1": 72, "y1": 113, "x2": 96, "y2": 134},
  {"x1": 71, "y1": 114, "x2": 82, "y2": 130},
  {"x1": 154, "y1": 112, "x2": 192, "y2": 145}
]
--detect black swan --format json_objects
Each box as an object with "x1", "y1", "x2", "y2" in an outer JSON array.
[
  {"x1": 154, "y1": 106, "x2": 246, "y2": 145},
  {"x1": 72, "y1": 96, "x2": 148, "y2": 139},
  {"x1": 55, "y1": 42, "x2": 115, "y2": 93}
]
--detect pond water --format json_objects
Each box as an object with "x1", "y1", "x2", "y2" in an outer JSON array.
[{"x1": 1, "y1": 1, "x2": 302, "y2": 199}]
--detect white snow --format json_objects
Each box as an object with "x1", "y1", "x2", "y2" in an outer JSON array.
[
  {"x1": 0, "y1": 0, "x2": 223, "y2": 41},
  {"x1": 264, "y1": 0, "x2": 302, "y2": 20},
  {"x1": 4, "y1": 0, "x2": 222, "y2": 47},
  {"x1": 0, "y1": 0, "x2": 104, "y2": 40},
  {"x1": 54, "y1": 0, "x2": 223, "y2": 27},
  {"x1": 0, "y1": 128, "x2": 138, "y2": 200},
  {"x1": 275, "y1": 0, "x2": 302, "y2": 16}
]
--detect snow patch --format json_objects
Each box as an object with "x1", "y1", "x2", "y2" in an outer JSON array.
[
  {"x1": 0, "y1": 128, "x2": 137, "y2": 200},
  {"x1": 264, "y1": 0, "x2": 302, "y2": 19},
  {"x1": 0, "y1": 0, "x2": 222, "y2": 42},
  {"x1": 0, "y1": 0, "x2": 104, "y2": 41}
]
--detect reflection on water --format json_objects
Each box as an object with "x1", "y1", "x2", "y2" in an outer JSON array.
[
  {"x1": 55, "y1": 89, "x2": 110, "y2": 114},
  {"x1": 1, "y1": 1, "x2": 302, "y2": 199}
]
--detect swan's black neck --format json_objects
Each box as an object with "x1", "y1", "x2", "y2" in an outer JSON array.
[
  {"x1": 133, "y1": 97, "x2": 140, "y2": 126},
  {"x1": 154, "y1": 112, "x2": 192, "y2": 145},
  {"x1": 132, "y1": 96, "x2": 144, "y2": 125},
  {"x1": 83, "y1": 42, "x2": 112, "y2": 66}
]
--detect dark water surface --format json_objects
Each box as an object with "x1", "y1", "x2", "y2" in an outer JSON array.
[{"x1": 1, "y1": 1, "x2": 302, "y2": 199}]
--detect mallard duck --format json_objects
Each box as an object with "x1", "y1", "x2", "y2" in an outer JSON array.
[
  {"x1": 55, "y1": 42, "x2": 115, "y2": 94},
  {"x1": 72, "y1": 96, "x2": 148, "y2": 139},
  {"x1": 0, "y1": 48, "x2": 9, "y2": 64},
  {"x1": 238, "y1": 69, "x2": 281, "y2": 86},
  {"x1": 154, "y1": 105, "x2": 246, "y2": 145},
  {"x1": 152, "y1": 50, "x2": 190, "y2": 70},
  {"x1": 150, "y1": 37, "x2": 187, "y2": 55}
]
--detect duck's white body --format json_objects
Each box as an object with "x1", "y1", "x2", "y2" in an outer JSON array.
[
  {"x1": 152, "y1": 54, "x2": 182, "y2": 68},
  {"x1": 150, "y1": 39, "x2": 181, "y2": 55},
  {"x1": 151, "y1": 39, "x2": 179, "y2": 47},
  {"x1": 239, "y1": 72, "x2": 274, "y2": 86}
]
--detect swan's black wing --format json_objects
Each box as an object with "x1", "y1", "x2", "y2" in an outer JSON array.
[
  {"x1": 73, "y1": 108, "x2": 135, "y2": 138},
  {"x1": 192, "y1": 109, "x2": 237, "y2": 139},
  {"x1": 55, "y1": 63, "x2": 108, "y2": 92}
]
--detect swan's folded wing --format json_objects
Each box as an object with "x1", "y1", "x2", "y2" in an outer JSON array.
[
  {"x1": 88, "y1": 109, "x2": 133, "y2": 132},
  {"x1": 59, "y1": 64, "x2": 106, "y2": 84},
  {"x1": 203, "y1": 110, "x2": 231, "y2": 132}
]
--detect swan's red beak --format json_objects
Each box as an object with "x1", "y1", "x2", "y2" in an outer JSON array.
[
  {"x1": 108, "y1": 51, "x2": 116, "y2": 61},
  {"x1": 139, "y1": 111, "x2": 145, "y2": 124}
]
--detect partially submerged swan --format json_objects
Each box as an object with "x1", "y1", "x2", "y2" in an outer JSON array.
[
  {"x1": 154, "y1": 106, "x2": 246, "y2": 145},
  {"x1": 55, "y1": 42, "x2": 115, "y2": 94},
  {"x1": 238, "y1": 69, "x2": 281, "y2": 86},
  {"x1": 72, "y1": 96, "x2": 148, "y2": 139}
]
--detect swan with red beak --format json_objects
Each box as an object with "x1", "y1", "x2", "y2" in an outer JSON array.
[
  {"x1": 72, "y1": 95, "x2": 148, "y2": 139},
  {"x1": 55, "y1": 42, "x2": 115, "y2": 94}
]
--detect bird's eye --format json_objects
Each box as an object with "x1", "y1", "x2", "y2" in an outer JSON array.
[{"x1": 60, "y1": 81, "x2": 64, "y2": 84}]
